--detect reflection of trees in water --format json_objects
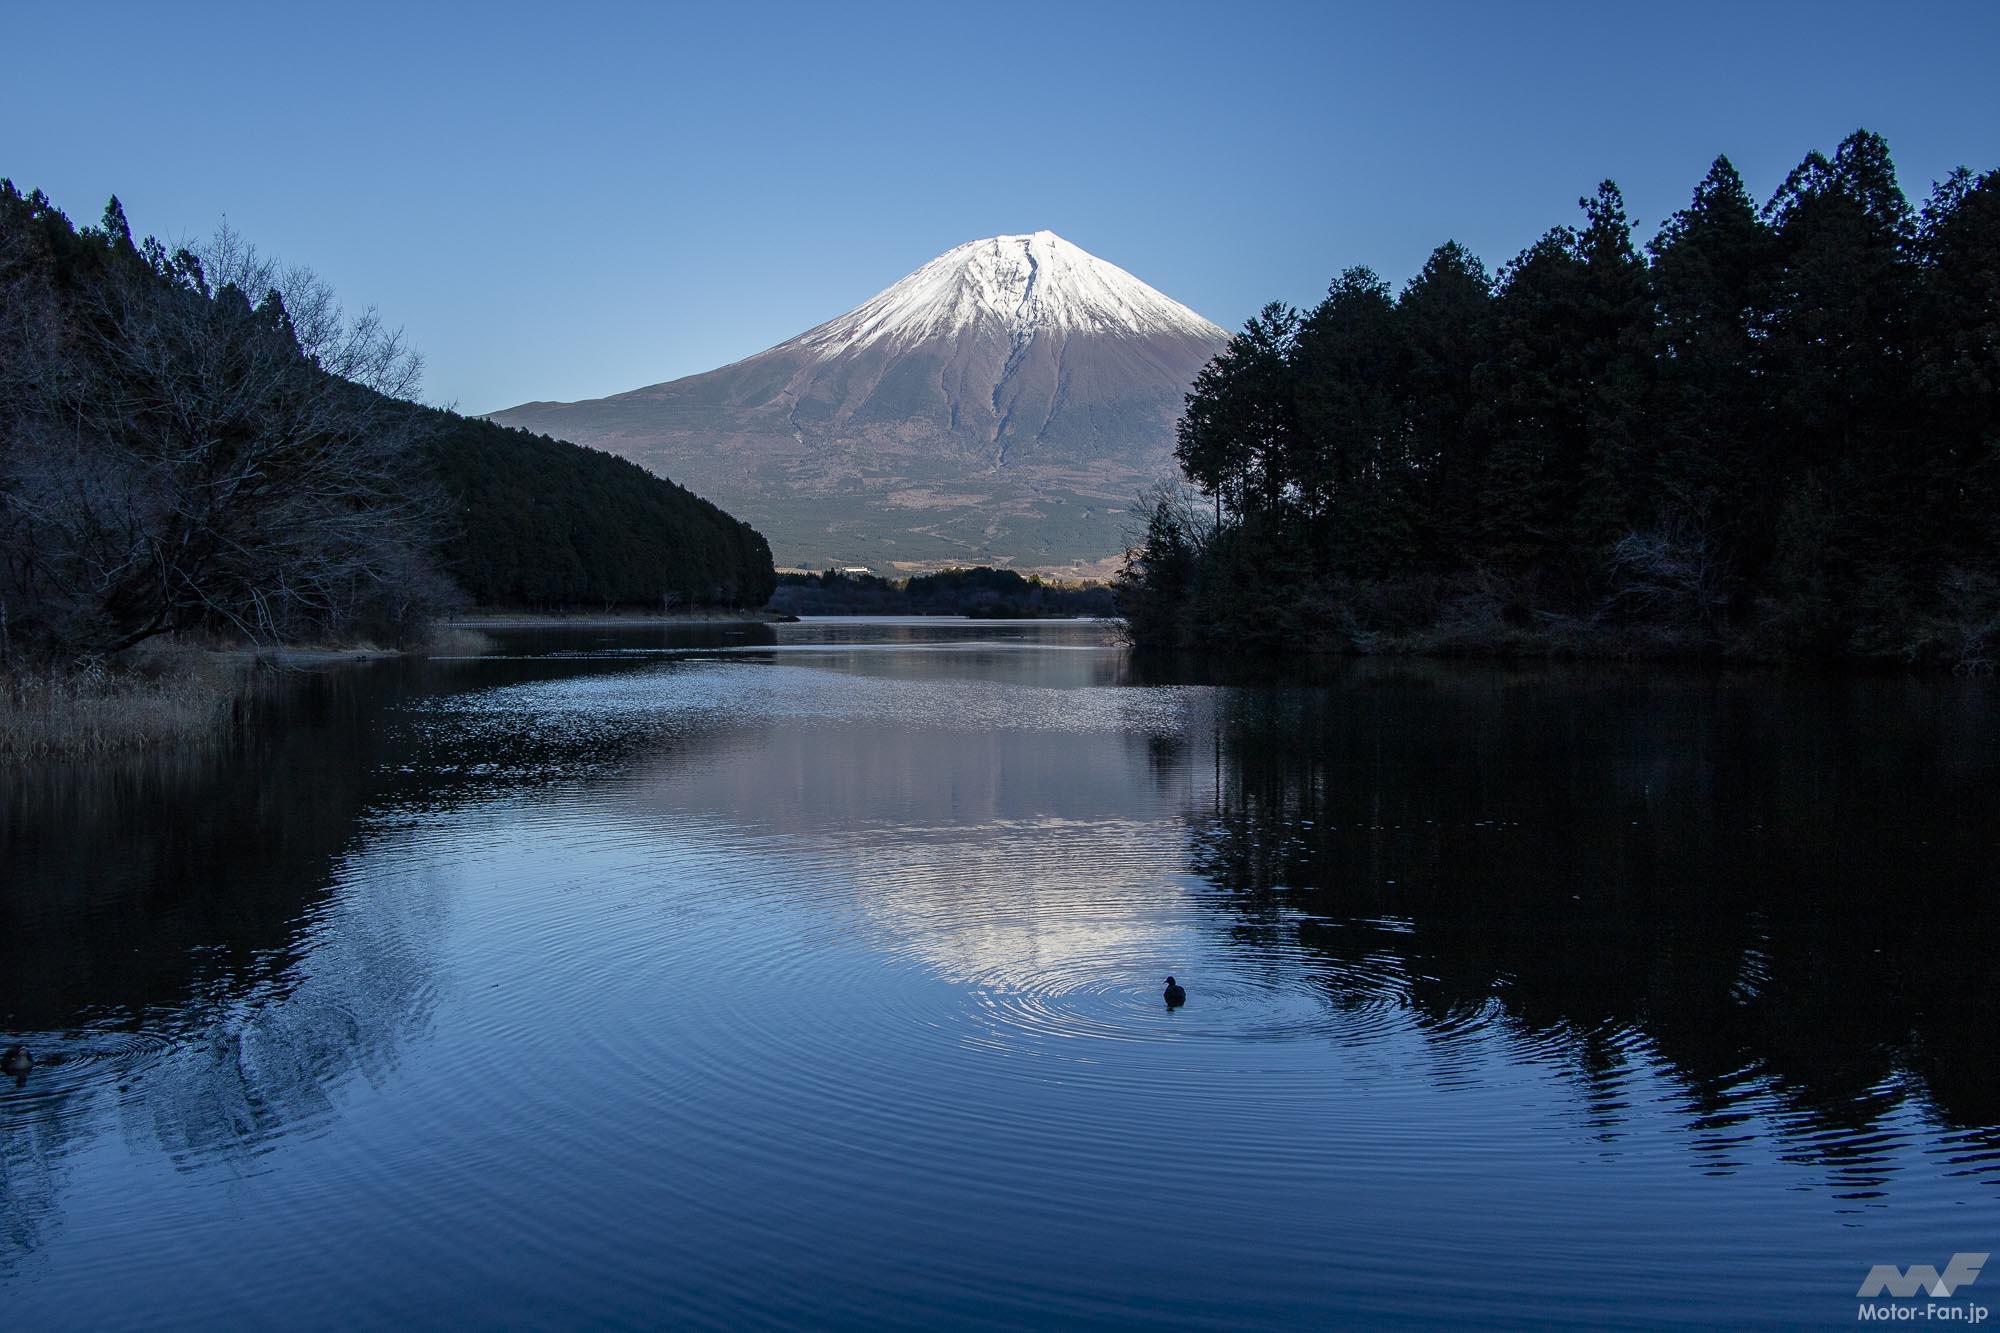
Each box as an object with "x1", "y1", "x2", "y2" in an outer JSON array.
[
  {"x1": 0, "y1": 665, "x2": 425, "y2": 1266},
  {"x1": 0, "y1": 642, "x2": 739, "y2": 1264},
  {"x1": 0, "y1": 858, "x2": 452, "y2": 1268},
  {"x1": 0, "y1": 1110, "x2": 63, "y2": 1260},
  {"x1": 1173, "y1": 664, "x2": 2000, "y2": 1188},
  {"x1": 128, "y1": 852, "x2": 451, "y2": 1165}
]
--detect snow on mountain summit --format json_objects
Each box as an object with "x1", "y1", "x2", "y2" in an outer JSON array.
[
  {"x1": 487, "y1": 230, "x2": 1228, "y2": 571},
  {"x1": 786, "y1": 231, "x2": 1226, "y2": 354}
]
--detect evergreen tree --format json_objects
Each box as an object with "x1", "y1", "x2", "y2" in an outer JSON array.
[
  {"x1": 1757, "y1": 130, "x2": 1920, "y2": 643},
  {"x1": 1912, "y1": 169, "x2": 2000, "y2": 576},
  {"x1": 1397, "y1": 241, "x2": 1494, "y2": 565},
  {"x1": 1174, "y1": 302, "x2": 1300, "y2": 517},
  {"x1": 1292, "y1": 267, "x2": 1410, "y2": 571},
  {"x1": 1570, "y1": 182, "x2": 1655, "y2": 549},
  {"x1": 1649, "y1": 156, "x2": 1774, "y2": 579},
  {"x1": 1114, "y1": 130, "x2": 1996, "y2": 664},
  {"x1": 101, "y1": 195, "x2": 132, "y2": 249},
  {"x1": 1479, "y1": 228, "x2": 1590, "y2": 569}
]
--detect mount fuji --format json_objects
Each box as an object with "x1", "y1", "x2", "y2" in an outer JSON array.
[{"x1": 487, "y1": 231, "x2": 1227, "y2": 573}]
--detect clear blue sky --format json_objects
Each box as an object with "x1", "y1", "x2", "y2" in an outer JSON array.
[{"x1": 9, "y1": 0, "x2": 1997, "y2": 412}]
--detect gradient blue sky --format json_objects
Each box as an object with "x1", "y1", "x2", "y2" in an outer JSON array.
[{"x1": 9, "y1": 1, "x2": 1997, "y2": 412}]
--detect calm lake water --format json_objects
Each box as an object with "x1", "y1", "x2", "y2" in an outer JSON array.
[{"x1": 3, "y1": 619, "x2": 1997, "y2": 1329}]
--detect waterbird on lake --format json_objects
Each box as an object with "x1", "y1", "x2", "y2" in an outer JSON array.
[
  {"x1": 1163, "y1": 977, "x2": 1186, "y2": 1008},
  {"x1": 3, "y1": 1045, "x2": 30, "y2": 1079}
]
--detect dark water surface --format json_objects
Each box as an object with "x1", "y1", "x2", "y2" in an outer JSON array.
[{"x1": 3, "y1": 619, "x2": 1996, "y2": 1329}]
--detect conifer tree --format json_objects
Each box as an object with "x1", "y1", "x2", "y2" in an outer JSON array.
[
  {"x1": 1292, "y1": 267, "x2": 1408, "y2": 570},
  {"x1": 1174, "y1": 302, "x2": 1300, "y2": 518},
  {"x1": 1398, "y1": 241, "x2": 1494, "y2": 564},
  {"x1": 1126, "y1": 130, "x2": 1995, "y2": 663},
  {"x1": 1479, "y1": 229, "x2": 1588, "y2": 569},
  {"x1": 1758, "y1": 130, "x2": 1919, "y2": 640},
  {"x1": 101, "y1": 195, "x2": 132, "y2": 249},
  {"x1": 1912, "y1": 169, "x2": 2000, "y2": 577},
  {"x1": 1649, "y1": 156, "x2": 1773, "y2": 579},
  {"x1": 1570, "y1": 182, "x2": 1655, "y2": 549}
]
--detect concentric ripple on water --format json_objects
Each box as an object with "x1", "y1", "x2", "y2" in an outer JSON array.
[{"x1": 4, "y1": 621, "x2": 1996, "y2": 1330}]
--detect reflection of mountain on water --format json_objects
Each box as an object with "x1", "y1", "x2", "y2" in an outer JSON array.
[
  {"x1": 1168, "y1": 664, "x2": 2000, "y2": 1184},
  {"x1": 10, "y1": 626, "x2": 1998, "y2": 1300},
  {"x1": 610, "y1": 643, "x2": 1193, "y2": 989}
]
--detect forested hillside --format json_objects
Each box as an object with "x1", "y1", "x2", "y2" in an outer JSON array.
[
  {"x1": 0, "y1": 183, "x2": 773, "y2": 663},
  {"x1": 425, "y1": 415, "x2": 773, "y2": 610},
  {"x1": 1121, "y1": 131, "x2": 2000, "y2": 666}
]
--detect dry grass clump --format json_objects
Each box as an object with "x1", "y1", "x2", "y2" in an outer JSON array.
[
  {"x1": 420, "y1": 626, "x2": 496, "y2": 656},
  {"x1": 0, "y1": 646, "x2": 246, "y2": 757}
]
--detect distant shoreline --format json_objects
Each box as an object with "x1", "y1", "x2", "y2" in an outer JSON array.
[
  {"x1": 445, "y1": 610, "x2": 1120, "y2": 628},
  {"x1": 445, "y1": 609, "x2": 785, "y2": 629}
]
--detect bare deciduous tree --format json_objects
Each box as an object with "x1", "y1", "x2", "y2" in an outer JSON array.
[
  {"x1": 1, "y1": 219, "x2": 448, "y2": 659},
  {"x1": 1600, "y1": 504, "x2": 1732, "y2": 638}
]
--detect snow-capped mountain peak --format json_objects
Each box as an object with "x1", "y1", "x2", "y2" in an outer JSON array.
[
  {"x1": 489, "y1": 230, "x2": 1228, "y2": 572},
  {"x1": 787, "y1": 231, "x2": 1226, "y2": 354}
]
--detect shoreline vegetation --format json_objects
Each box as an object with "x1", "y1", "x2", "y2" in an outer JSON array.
[
  {"x1": 1118, "y1": 130, "x2": 2000, "y2": 671},
  {"x1": 1, "y1": 646, "x2": 244, "y2": 757},
  {"x1": 0, "y1": 629, "x2": 501, "y2": 758},
  {"x1": 768, "y1": 567, "x2": 1117, "y2": 618},
  {"x1": 1, "y1": 184, "x2": 781, "y2": 754}
]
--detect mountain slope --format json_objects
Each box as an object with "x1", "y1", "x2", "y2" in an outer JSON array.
[{"x1": 489, "y1": 232, "x2": 1226, "y2": 572}]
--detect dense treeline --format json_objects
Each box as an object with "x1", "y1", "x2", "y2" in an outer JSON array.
[
  {"x1": 426, "y1": 416, "x2": 773, "y2": 611},
  {"x1": 768, "y1": 566, "x2": 1115, "y2": 617},
  {"x1": 0, "y1": 184, "x2": 774, "y2": 663},
  {"x1": 1122, "y1": 132, "x2": 2000, "y2": 666}
]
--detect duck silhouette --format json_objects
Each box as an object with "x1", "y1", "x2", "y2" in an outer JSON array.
[
  {"x1": 2, "y1": 1045, "x2": 30, "y2": 1081},
  {"x1": 1163, "y1": 976, "x2": 1187, "y2": 1008}
]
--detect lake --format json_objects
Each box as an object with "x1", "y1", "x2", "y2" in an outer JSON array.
[{"x1": 3, "y1": 619, "x2": 1996, "y2": 1328}]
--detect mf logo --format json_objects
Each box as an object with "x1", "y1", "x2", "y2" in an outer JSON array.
[{"x1": 1858, "y1": 1253, "x2": 1989, "y2": 1299}]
